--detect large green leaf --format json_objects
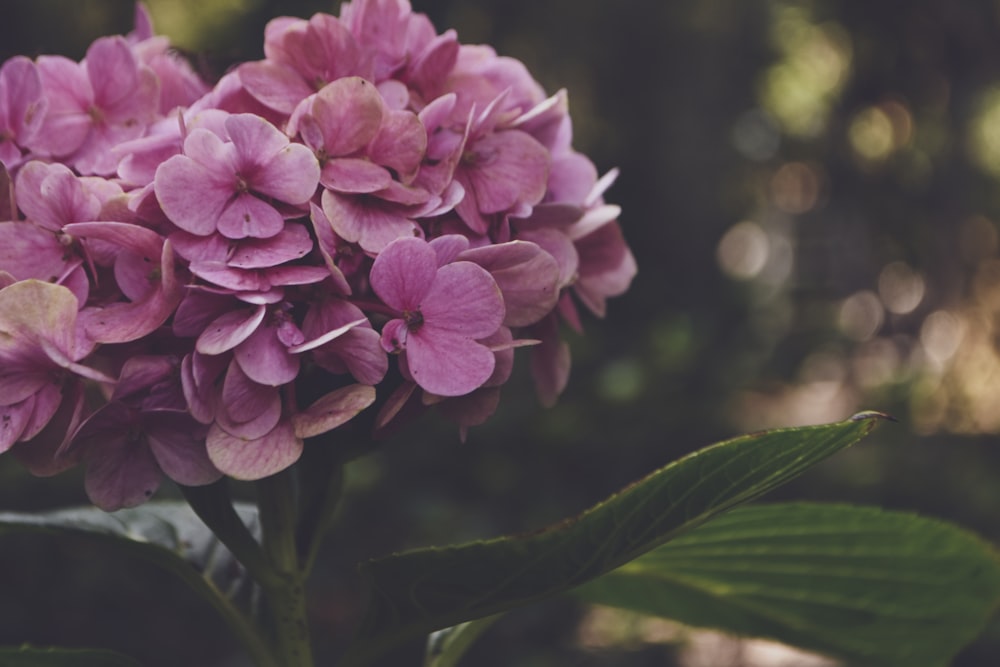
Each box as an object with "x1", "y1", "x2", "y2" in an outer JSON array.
[
  {"x1": 0, "y1": 501, "x2": 258, "y2": 597},
  {"x1": 341, "y1": 413, "x2": 887, "y2": 663},
  {"x1": 0, "y1": 501, "x2": 275, "y2": 667},
  {"x1": 0, "y1": 646, "x2": 142, "y2": 666},
  {"x1": 575, "y1": 502, "x2": 1000, "y2": 667}
]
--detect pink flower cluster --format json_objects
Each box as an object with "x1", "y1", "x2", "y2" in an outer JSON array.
[{"x1": 0, "y1": 1, "x2": 636, "y2": 510}]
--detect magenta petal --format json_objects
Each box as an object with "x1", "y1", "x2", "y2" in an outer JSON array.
[
  {"x1": 406, "y1": 329, "x2": 496, "y2": 396},
  {"x1": 369, "y1": 236, "x2": 437, "y2": 310},
  {"x1": 146, "y1": 415, "x2": 220, "y2": 486},
  {"x1": 217, "y1": 193, "x2": 285, "y2": 239},
  {"x1": 421, "y1": 261, "x2": 504, "y2": 338},
  {"x1": 0, "y1": 396, "x2": 34, "y2": 452},
  {"x1": 219, "y1": 361, "x2": 282, "y2": 433},
  {"x1": 234, "y1": 321, "x2": 300, "y2": 386},
  {"x1": 207, "y1": 419, "x2": 302, "y2": 480},
  {"x1": 291, "y1": 384, "x2": 375, "y2": 438},
  {"x1": 197, "y1": 305, "x2": 266, "y2": 355},
  {"x1": 85, "y1": 435, "x2": 163, "y2": 510}
]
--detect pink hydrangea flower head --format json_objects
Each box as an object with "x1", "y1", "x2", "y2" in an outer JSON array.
[
  {"x1": 370, "y1": 236, "x2": 505, "y2": 396},
  {"x1": 154, "y1": 113, "x2": 320, "y2": 239}
]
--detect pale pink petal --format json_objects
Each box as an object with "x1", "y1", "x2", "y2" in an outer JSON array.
[
  {"x1": 196, "y1": 305, "x2": 266, "y2": 355},
  {"x1": 226, "y1": 113, "x2": 291, "y2": 166},
  {"x1": 291, "y1": 384, "x2": 375, "y2": 438},
  {"x1": 314, "y1": 326, "x2": 387, "y2": 385},
  {"x1": 429, "y1": 234, "x2": 470, "y2": 266},
  {"x1": 207, "y1": 419, "x2": 302, "y2": 480},
  {"x1": 369, "y1": 235, "x2": 436, "y2": 310},
  {"x1": 0, "y1": 280, "x2": 78, "y2": 359}
]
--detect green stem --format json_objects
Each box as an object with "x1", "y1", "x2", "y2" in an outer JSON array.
[{"x1": 258, "y1": 469, "x2": 315, "y2": 667}]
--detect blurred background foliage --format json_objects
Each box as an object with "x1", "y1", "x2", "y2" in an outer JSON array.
[{"x1": 3, "y1": 0, "x2": 1000, "y2": 665}]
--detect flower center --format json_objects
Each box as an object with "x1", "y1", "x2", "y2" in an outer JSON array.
[{"x1": 403, "y1": 309, "x2": 424, "y2": 332}]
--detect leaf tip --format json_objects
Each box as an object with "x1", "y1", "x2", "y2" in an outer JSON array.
[{"x1": 849, "y1": 410, "x2": 898, "y2": 423}]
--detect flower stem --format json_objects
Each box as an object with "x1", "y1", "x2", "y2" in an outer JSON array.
[{"x1": 257, "y1": 468, "x2": 315, "y2": 667}]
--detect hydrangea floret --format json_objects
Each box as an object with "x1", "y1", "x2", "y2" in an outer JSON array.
[{"x1": 0, "y1": 0, "x2": 636, "y2": 511}]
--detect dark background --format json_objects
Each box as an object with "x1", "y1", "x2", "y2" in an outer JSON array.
[{"x1": 2, "y1": 0, "x2": 1000, "y2": 665}]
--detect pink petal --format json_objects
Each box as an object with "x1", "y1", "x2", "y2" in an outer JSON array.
[
  {"x1": 207, "y1": 419, "x2": 302, "y2": 480},
  {"x1": 369, "y1": 236, "x2": 437, "y2": 311},
  {"x1": 320, "y1": 157, "x2": 392, "y2": 193},
  {"x1": 252, "y1": 142, "x2": 320, "y2": 204},
  {"x1": 219, "y1": 361, "x2": 282, "y2": 433},
  {"x1": 530, "y1": 313, "x2": 571, "y2": 407},
  {"x1": 0, "y1": 396, "x2": 34, "y2": 453},
  {"x1": 458, "y1": 129, "x2": 550, "y2": 214},
  {"x1": 321, "y1": 189, "x2": 420, "y2": 253},
  {"x1": 146, "y1": 414, "x2": 220, "y2": 486},
  {"x1": 406, "y1": 329, "x2": 496, "y2": 396},
  {"x1": 234, "y1": 320, "x2": 300, "y2": 386},
  {"x1": 309, "y1": 76, "x2": 384, "y2": 156},
  {"x1": 421, "y1": 261, "x2": 504, "y2": 338},
  {"x1": 367, "y1": 109, "x2": 427, "y2": 184},
  {"x1": 0, "y1": 57, "x2": 47, "y2": 144},
  {"x1": 85, "y1": 439, "x2": 163, "y2": 510},
  {"x1": 291, "y1": 384, "x2": 375, "y2": 438},
  {"x1": 216, "y1": 192, "x2": 285, "y2": 239},
  {"x1": 459, "y1": 241, "x2": 560, "y2": 327},
  {"x1": 238, "y1": 61, "x2": 313, "y2": 114},
  {"x1": 0, "y1": 222, "x2": 75, "y2": 284},
  {"x1": 154, "y1": 153, "x2": 232, "y2": 236},
  {"x1": 228, "y1": 223, "x2": 314, "y2": 269}
]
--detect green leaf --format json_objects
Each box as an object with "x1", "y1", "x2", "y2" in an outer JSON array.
[
  {"x1": 0, "y1": 501, "x2": 258, "y2": 596},
  {"x1": 0, "y1": 502, "x2": 278, "y2": 667},
  {"x1": 341, "y1": 413, "x2": 887, "y2": 663},
  {"x1": 0, "y1": 645, "x2": 142, "y2": 666},
  {"x1": 575, "y1": 502, "x2": 1000, "y2": 667}
]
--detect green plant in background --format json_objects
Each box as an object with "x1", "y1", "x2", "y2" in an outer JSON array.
[{"x1": 0, "y1": 2, "x2": 998, "y2": 666}]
